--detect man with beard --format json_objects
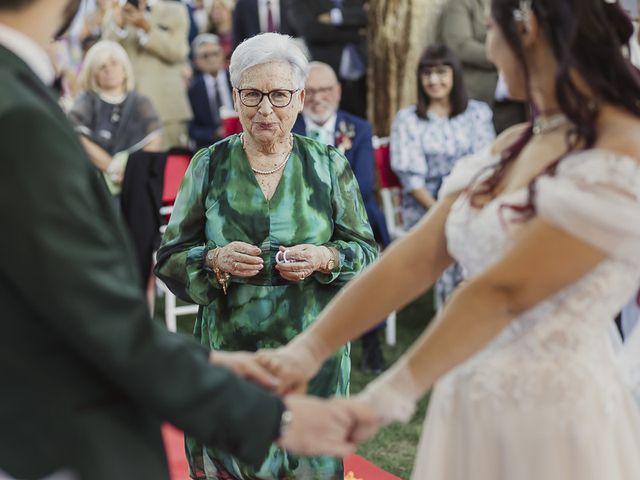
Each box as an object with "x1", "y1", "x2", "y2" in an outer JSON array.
[{"x1": 0, "y1": 2, "x2": 375, "y2": 479}]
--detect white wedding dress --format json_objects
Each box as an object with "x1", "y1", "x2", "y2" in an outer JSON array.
[{"x1": 411, "y1": 148, "x2": 640, "y2": 479}]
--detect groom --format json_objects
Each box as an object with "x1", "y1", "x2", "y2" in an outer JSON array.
[{"x1": 0, "y1": 1, "x2": 374, "y2": 479}]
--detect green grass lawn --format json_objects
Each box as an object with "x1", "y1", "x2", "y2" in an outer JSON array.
[
  {"x1": 155, "y1": 289, "x2": 435, "y2": 480},
  {"x1": 348, "y1": 292, "x2": 434, "y2": 479}
]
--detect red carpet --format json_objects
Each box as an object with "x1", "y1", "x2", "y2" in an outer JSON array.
[{"x1": 162, "y1": 424, "x2": 400, "y2": 480}]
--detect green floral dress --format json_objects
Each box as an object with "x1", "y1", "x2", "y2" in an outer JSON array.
[{"x1": 155, "y1": 134, "x2": 378, "y2": 480}]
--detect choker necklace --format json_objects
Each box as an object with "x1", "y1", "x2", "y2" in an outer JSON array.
[
  {"x1": 242, "y1": 133, "x2": 293, "y2": 175},
  {"x1": 532, "y1": 113, "x2": 570, "y2": 135}
]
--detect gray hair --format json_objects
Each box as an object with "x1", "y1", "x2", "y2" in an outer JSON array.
[
  {"x1": 229, "y1": 33, "x2": 309, "y2": 89},
  {"x1": 191, "y1": 33, "x2": 221, "y2": 54},
  {"x1": 80, "y1": 40, "x2": 135, "y2": 94}
]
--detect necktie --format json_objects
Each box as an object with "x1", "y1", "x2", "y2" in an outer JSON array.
[
  {"x1": 266, "y1": 0, "x2": 275, "y2": 32},
  {"x1": 209, "y1": 79, "x2": 221, "y2": 124}
]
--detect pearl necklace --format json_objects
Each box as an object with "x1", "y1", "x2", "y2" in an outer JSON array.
[
  {"x1": 532, "y1": 113, "x2": 570, "y2": 135},
  {"x1": 242, "y1": 133, "x2": 293, "y2": 175}
]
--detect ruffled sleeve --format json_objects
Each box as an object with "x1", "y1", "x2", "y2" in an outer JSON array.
[
  {"x1": 438, "y1": 145, "x2": 498, "y2": 199},
  {"x1": 534, "y1": 150, "x2": 640, "y2": 267}
]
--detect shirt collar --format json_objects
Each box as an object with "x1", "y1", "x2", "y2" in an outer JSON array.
[
  {"x1": 0, "y1": 23, "x2": 55, "y2": 85},
  {"x1": 305, "y1": 112, "x2": 337, "y2": 135}
]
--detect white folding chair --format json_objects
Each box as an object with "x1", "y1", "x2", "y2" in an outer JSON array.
[{"x1": 373, "y1": 135, "x2": 406, "y2": 345}]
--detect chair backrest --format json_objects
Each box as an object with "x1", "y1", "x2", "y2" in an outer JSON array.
[
  {"x1": 372, "y1": 136, "x2": 405, "y2": 240},
  {"x1": 162, "y1": 151, "x2": 193, "y2": 205},
  {"x1": 372, "y1": 136, "x2": 401, "y2": 189}
]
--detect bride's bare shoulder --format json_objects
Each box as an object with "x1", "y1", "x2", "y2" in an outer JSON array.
[
  {"x1": 595, "y1": 108, "x2": 640, "y2": 164},
  {"x1": 489, "y1": 122, "x2": 530, "y2": 156}
]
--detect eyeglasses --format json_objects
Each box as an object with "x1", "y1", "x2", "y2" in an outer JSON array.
[
  {"x1": 236, "y1": 88, "x2": 299, "y2": 108},
  {"x1": 197, "y1": 50, "x2": 223, "y2": 59},
  {"x1": 306, "y1": 85, "x2": 335, "y2": 97},
  {"x1": 419, "y1": 66, "x2": 453, "y2": 78}
]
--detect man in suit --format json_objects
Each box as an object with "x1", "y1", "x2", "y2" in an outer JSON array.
[
  {"x1": 293, "y1": 61, "x2": 389, "y2": 373},
  {"x1": 0, "y1": 2, "x2": 374, "y2": 479},
  {"x1": 232, "y1": 0, "x2": 296, "y2": 49},
  {"x1": 188, "y1": 33, "x2": 233, "y2": 150},
  {"x1": 286, "y1": 0, "x2": 368, "y2": 118},
  {"x1": 103, "y1": 0, "x2": 193, "y2": 149}
]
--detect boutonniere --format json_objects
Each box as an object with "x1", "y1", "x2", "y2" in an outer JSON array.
[
  {"x1": 336, "y1": 120, "x2": 356, "y2": 154},
  {"x1": 344, "y1": 472, "x2": 363, "y2": 480}
]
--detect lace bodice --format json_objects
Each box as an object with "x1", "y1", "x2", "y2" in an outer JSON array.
[{"x1": 439, "y1": 148, "x2": 640, "y2": 418}]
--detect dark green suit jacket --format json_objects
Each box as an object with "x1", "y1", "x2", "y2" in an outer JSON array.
[{"x1": 0, "y1": 46, "x2": 283, "y2": 480}]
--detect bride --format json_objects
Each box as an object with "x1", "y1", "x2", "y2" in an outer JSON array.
[{"x1": 259, "y1": 0, "x2": 640, "y2": 478}]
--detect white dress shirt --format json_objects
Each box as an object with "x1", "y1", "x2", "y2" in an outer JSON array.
[
  {"x1": 203, "y1": 71, "x2": 233, "y2": 117},
  {"x1": 0, "y1": 23, "x2": 55, "y2": 85},
  {"x1": 258, "y1": 0, "x2": 281, "y2": 33},
  {"x1": 303, "y1": 112, "x2": 337, "y2": 146}
]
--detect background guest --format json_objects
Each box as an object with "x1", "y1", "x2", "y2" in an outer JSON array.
[
  {"x1": 232, "y1": 0, "x2": 296, "y2": 49},
  {"x1": 103, "y1": 0, "x2": 193, "y2": 148},
  {"x1": 68, "y1": 40, "x2": 162, "y2": 195},
  {"x1": 286, "y1": 0, "x2": 368, "y2": 118},
  {"x1": 207, "y1": 0, "x2": 234, "y2": 64},
  {"x1": 390, "y1": 44, "x2": 495, "y2": 308},
  {"x1": 155, "y1": 33, "x2": 378, "y2": 479},
  {"x1": 188, "y1": 33, "x2": 233, "y2": 150}
]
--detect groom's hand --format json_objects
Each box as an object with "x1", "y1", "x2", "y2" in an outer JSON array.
[
  {"x1": 209, "y1": 351, "x2": 281, "y2": 391},
  {"x1": 277, "y1": 395, "x2": 379, "y2": 456}
]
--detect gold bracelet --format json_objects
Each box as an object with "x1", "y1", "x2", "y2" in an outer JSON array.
[{"x1": 208, "y1": 247, "x2": 230, "y2": 295}]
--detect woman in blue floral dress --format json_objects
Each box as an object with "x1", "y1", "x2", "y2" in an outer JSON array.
[{"x1": 390, "y1": 44, "x2": 495, "y2": 309}]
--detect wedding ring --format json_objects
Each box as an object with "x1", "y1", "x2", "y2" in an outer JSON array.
[{"x1": 233, "y1": 262, "x2": 238, "y2": 270}]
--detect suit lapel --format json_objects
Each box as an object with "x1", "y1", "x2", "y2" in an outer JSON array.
[{"x1": 0, "y1": 46, "x2": 67, "y2": 125}]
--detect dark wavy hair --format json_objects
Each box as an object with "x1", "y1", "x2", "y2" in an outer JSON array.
[
  {"x1": 470, "y1": 0, "x2": 640, "y2": 215},
  {"x1": 416, "y1": 44, "x2": 469, "y2": 119}
]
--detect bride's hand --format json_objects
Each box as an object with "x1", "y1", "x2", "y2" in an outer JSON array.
[
  {"x1": 256, "y1": 347, "x2": 315, "y2": 394},
  {"x1": 356, "y1": 357, "x2": 424, "y2": 425}
]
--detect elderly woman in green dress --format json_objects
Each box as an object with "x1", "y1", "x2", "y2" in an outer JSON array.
[{"x1": 155, "y1": 32, "x2": 377, "y2": 480}]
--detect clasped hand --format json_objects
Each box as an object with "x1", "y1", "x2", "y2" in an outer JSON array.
[
  {"x1": 209, "y1": 350, "x2": 382, "y2": 455},
  {"x1": 211, "y1": 242, "x2": 329, "y2": 282}
]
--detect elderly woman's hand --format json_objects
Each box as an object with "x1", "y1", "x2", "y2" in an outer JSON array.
[
  {"x1": 275, "y1": 244, "x2": 333, "y2": 282},
  {"x1": 209, "y1": 241, "x2": 264, "y2": 277}
]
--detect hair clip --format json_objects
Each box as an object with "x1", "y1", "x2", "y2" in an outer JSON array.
[{"x1": 513, "y1": 0, "x2": 532, "y2": 28}]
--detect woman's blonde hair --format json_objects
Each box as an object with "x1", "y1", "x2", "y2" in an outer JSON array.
[{"x1": 79, "y1": 40, "x2": 135, "y2": 94}]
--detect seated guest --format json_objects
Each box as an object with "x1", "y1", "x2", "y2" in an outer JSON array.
[
  {"x1": 188, "y1": 33, "x2": 234, "y2": 150},
  {"x1": 155, "y1": 33, "x2": 378, "y2": 479},
  {"x1": 206, "y1": 0, "x2": 234, "y2": 65},
  {"x1": 68, "y1": 40, "x2": 162, "y2": 195},
  {"x1": 293, "y1": 61, "x2": 390, "y2": 373},
  {"x1": 390, "y1": 44, "x2": 495, "y2": 309}
]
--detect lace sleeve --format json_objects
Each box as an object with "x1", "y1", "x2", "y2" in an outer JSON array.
[
  {"x1": 534, "y1": 150, "x2": 640, "y2": 267},
  {"x1": 438, "y1": 146, "x2": 498, "y2": 199}
]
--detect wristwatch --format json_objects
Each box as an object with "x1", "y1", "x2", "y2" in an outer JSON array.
[{"x1": 324, "y1": 247, "x2": 338, "y2": 272}]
